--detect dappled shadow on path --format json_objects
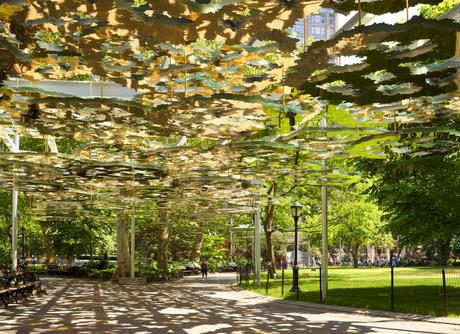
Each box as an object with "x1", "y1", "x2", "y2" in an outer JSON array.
[{"x1": 0, "y1": 274, "x2": 459, "y2": 333}]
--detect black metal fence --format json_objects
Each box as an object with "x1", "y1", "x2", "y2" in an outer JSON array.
[{"x1": 237, "y1": 266, "x2": 460, "y2": 317}]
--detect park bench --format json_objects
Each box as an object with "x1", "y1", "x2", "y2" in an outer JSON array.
[
  {"x1": 183, "y1": 269, "x2": 200, "y2": 276},
  {"x1": 183, "y1": 263, "x2": 201, "y2": 276},
  {"x1": 0, "y1": 271, "x2": 42, "y2": 307},
  {"x1": 0, "y1": 274, "x2": 13, "y2": 307},
  {"x1": 21, "y1": 272, "x2": 42, "y2": 296},
  {"x1": 0, "y1": 272, "x2": 21, "y2": 306}
]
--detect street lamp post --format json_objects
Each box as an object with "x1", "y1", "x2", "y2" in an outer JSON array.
[{"x1": 290, "y1": 201, "x2": 303, "y2": 293}]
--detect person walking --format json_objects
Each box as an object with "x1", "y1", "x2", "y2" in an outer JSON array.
[{"x1": 201, "y1": 259, "x2": 208, "y2": 278}]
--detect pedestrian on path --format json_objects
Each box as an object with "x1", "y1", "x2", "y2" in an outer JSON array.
[{"x1": 201, "y1": 259, "x2": 208, "y2": 278}]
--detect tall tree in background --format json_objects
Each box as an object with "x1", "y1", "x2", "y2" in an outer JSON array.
[
  {"x1": 330, "y1": 198, "x2": 387, "y2": 267},
  {"x1": 0, "y1": 191, "x2": 40, "y2": 265},
  {"x1": 358, "y1": 153, "x2": 460, "y2": 265}
]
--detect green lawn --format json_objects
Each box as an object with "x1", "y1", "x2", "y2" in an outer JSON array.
[{"x1": 241, "y1": 267, "x2": 460, "y2": 317}]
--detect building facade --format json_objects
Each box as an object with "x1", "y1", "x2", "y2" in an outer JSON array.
[{"x1": 292, "y1": 8, "x2": 336, "y2": 45}]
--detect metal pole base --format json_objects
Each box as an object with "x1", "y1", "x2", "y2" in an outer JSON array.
[{"x1": 290, "y1": 267, "x2": 301, "y2": 293}]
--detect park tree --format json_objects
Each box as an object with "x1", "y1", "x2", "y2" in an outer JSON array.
[
  {"x1": 200, "y1": 233, "x2": 226, "y2": 271},
  {"x1": 358, "y1": 152, "x2": 460, "y2": 265},
  {"x1": 135, "y1": 198, "x2": 232, "y2": 274},
  {"x1": 0, "y1": 191, "x2": 42, "y2": 266},
  {"x1": 330, "y1": 198, "x2": 387, "y2": 267},
  {"x1": 261, "y1": 178, "x2": 320, "y2": 277},
  {"x1": 260, "y1": 105, "x2": 323, "y2": 278},
  {"x1": 48, "y1": 210, "x2": 115, "y2": 263}
]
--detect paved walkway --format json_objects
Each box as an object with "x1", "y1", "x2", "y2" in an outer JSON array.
[{"x1": 1, "y1": 273, "x2": 460, "y2": 333}]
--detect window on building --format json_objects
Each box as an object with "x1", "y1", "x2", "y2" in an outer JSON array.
[{"x1": 292, "y1": 8, "x2": 336, "y2": 45}]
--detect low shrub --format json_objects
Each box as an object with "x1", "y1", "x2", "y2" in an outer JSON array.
[
  {"x1": 137, "y1": 266, "x2": 165, "y2": 282},
  {"x1": 89, "y1": 267, "x2": 116, "y2": 279},
  {"x1": 136, "y1": 261, "x2": 185, "y2": 281}
]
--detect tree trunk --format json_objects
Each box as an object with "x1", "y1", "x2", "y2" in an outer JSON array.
[
  {"x1": 263, "y1": 182, "x2": 277, "y2": 278},
  {"x1": 265, "y1": 229, "x2": 276, "y2": 275},
  {"x1": 40, "y1": 223, "x2": 55, "y2": 264},
  {"x1": 116, "y1": 210, "x2": 130, "y2": 279},
  {"x1": 438, "y1": 240, "x2": 451, "y2": 266},
  {"x1": 351, "y1": 243, "x2": 360, "y2": 268},
  {"x1": 158, "y1": 210, "x2": 169, "y2": 273},
  {"x1": 190, "y1": 231, "x2": 204, "y2": 261}
]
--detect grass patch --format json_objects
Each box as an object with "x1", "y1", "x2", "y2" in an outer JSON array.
[{"x1": 241, "y1": 267, "x2": 460, "y2": 317}]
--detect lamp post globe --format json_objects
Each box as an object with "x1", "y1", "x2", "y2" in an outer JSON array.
[{"x1": 290, "y1": 201, "x2": 303, "y2": 293}]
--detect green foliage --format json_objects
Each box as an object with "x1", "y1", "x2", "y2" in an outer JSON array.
[
  {"x1": 192, "y1": 38, "x2": 223, "y2": 59},
  {"x1": 132, "y1": 0, "x2": 147, "y2": 8},
  {"x1": 90, "y1": 267, "x2": 116, "y2": 279},
  {"x1": 37, "y1": 31, "x2": 62, "y2": 46},
  {"x1": 240, "y1": 66, "x2": 267, "y2": 78},
  {"x1": 18, "y1": 137, "x2": 84, "y2": 154},
  {"x1": 232, "y1": 252, "x2": 252, "y2": 268},
  {"x1": 420, "y1": 0, "x2": 460, "y2": 19},
  {"x1": 137, "y1": 265, "x2": 164, "y2": 281},
  {"x1": 62, "y1": 73, "x2": 92, "y2": 81},
  {"x1": 273, "y1": 205, "x2": 295, "y2": 232},
  {"x1": 137, "y1": 260, "x2": 184, "y2": 281},
  {"x1": 235, "y1": 8, "x2": 251, "y2": 16},
  {"x1": 169, "y1": 220, "x2": 199, "y2": 261},
  {"x1": 136, "y1": 47, "x2": 156, "y2": 63},
  {"x1": 330, "y1": 198, "x2": 389, "y2": 251},
  {"x1": 77, "y1": 260, "x2": 116, "y2": 279},
  {"x1": 27, "y1": 263, "x2": 47, "y2": 273},
  {"x1": 0, "y1": 191, "x2": 42, "y2": 267},
  {"x1": 201, "y1": 234, "x2": 226, "y2": 272},
  {"x1": 20, "y1": 137, "x2": 45, "y2": 152},
  {"x1": 135, "y1": 201, "x2": 231, "y2": 274},
  {"x1": 328, "y1": 105, "x2": 373, "y2": 128},
  {"x1": 357, "y1": 151, "x2": 460, "y2": 264},
  {"x1": 167, "y1": 261, "x2": 186, "y2": 279},
  {"x1": 0, "y1": 242, "x2": 10, "y2": 267},
  {"x1": 48, "y1": 213, "x2": 115, "y2": 261},
  {"x1": 56, "y1": 139, "x2": 86, "y2": 154},
  {"x1": 263, "y1": 53, "x2": 277, "y2": 63}
]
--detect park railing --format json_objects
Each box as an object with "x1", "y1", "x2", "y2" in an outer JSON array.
[
  {"x1": 239, "y1": 266, "x2": 460, "y2": 317},
  {"x1": 389, "y1": 267, "x2": 460, "y2": 316},
  {"x1": 391, "y1": 267, "x2": 444, "y2": 315},
  {"x1": 443, "y1": 269, "x2": 460, "y2": 315}
]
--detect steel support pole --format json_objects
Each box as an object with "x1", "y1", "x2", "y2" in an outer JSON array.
[
  {"x1": 320, "y1": 117, "x2": 328, "y2": 301},
  {"x1": 12, "y1": 190, "x2": 18, "y2": 270},
  {"x1": 130, "y1": 206, "x2": 135, "y2": 278},
  {"x1": 254, "y1": 206, "x2": 262, "y2": 287},
  {"x1": 11, "y1": 134, "x2": 19, "y2": 271}
]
